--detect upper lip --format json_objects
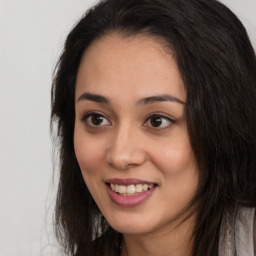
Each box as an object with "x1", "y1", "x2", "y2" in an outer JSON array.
[{"x1": 105, "y1": 178, "x2": 157, "y2": 186}]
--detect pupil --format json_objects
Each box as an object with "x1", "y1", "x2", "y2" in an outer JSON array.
[
  {"x1": 150, "y1": 116, "x2": 162, "y2": 127},
  {"x1": 91, "y1": 114, "x2": 103, "y2": 125}
]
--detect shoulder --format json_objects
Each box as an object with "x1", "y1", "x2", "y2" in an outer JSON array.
[
  {"x1": 254, "y1": 210, "x2": 256, "y2": 255},
  {"x1": 236, "y1": 207, "x2": 255, "y2": 256},
  {"x1": 219, "y1": 207, "x2": 255, "y2": 256}
]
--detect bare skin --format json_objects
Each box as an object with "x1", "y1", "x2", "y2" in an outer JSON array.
[
  {"x1": 74, "y1": 33, "x2": 198, "y2": 256},
  {"x1": 121, "y1": 215, "x2": 195, "y2": 256}
]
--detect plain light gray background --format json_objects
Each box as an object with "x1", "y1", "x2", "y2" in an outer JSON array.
[{"x1": 0, "y1": 0, "x2": 255, "y2": 255}]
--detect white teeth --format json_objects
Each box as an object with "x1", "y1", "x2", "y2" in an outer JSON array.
[
  {"x1": 135, "y1": 184, "x2": 143, "y2": 192},
  {"x1": 110, "y1": 183, "x2": 155, "y2": 195},
  {"x1": 118, "y1": 185, "x2": 126, "y2": 194},
  {"x1": 142, "y1": 184, "x2": 148, "y2": 191},
  {"x1": 127, "y1": 185, "x2": 136, "y2": 194}
]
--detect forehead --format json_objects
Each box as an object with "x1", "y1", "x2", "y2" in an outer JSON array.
[{"x1": 75, "y1": 33, "x2": 186, "y2": 102}]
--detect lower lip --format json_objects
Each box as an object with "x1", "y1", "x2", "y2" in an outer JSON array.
[{"x1": 106, "y1": 184, "x2": 157, "y2": 207}]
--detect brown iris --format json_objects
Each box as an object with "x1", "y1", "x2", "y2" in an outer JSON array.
[
  {"x1": 91, "y1": 114, "x2": 104, "y2": 125},
  {"x1": 150, "y1": 116, "x2": 162, "y2": 127}
]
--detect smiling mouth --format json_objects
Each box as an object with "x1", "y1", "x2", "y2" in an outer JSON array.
[
  {"x1": 105, "y1": 179, "x2": 158, "y2": 207},
  {"x1": 107, "y1": 183, "x2": 157, "y2": 196}
]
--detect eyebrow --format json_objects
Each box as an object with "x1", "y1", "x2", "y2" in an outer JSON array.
[
  {"x1": 78, "y1": 92, "x2": 110, "y2": 104},
  {"x1": 137, "y1": 94, "x2": 185, "y2": 105},
  {"x1": 77, "y1": 92, "x2": 185, "y2": 105}
]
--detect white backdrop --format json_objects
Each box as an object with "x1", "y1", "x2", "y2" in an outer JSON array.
[{"x1": 0, "y1": 1, "x2": 255, "y2": 255}]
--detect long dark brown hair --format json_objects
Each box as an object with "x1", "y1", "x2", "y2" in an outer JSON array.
[{"x1": 51, "y1": 0, "x2": 256, "y2": 255}]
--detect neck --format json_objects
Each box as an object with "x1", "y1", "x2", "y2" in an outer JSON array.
[{"x1": 120, "y1": 215, "x2": 195, "y2": 256}]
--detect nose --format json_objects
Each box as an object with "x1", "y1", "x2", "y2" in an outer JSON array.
[{"x1": 106, "y1": 123, "x2": 147, "y2": 170}]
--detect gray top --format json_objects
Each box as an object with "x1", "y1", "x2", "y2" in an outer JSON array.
[{"x1": 219, "y1": 207, "x2": 256, "y2": 256}]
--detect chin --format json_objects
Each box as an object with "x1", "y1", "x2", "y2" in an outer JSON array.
[
  {"x1": 105, "y1": 212, "x2": 156, "y2": 235},
  {"x1": 111, "y1": 223, "x2": 151, "y2": 235}
]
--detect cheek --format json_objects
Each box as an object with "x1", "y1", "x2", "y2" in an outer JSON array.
[
  {"x1": 74, "y1": 126, "x2": 108, "y2": 205},
  {"x1": 149, "y1": 132, "x2": 198, "y2": 198},
  {"x1": 74, "y1": 127, "x2": 105, "y2": 171},
  {"x1": 152, "y1": 139, "x2": 195, "y2": 175},
  {"x1": 152, "y1": 142, "x2": 198, "y2": 216},
  {"x1": 73, "y1": 125, "x2": 108, "y2": 194}
]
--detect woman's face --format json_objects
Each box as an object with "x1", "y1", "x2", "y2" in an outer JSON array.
[{"x1": 74, "y1": 34, "x2": 198, "y2": 235}]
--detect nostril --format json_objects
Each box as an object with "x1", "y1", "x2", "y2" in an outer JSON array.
[{"x1": 106, "y1": 143, "x2": 147, "y2": 170}]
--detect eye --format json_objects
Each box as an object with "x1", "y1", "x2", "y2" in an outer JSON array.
[
  {"x1": 144, "y1": 114, "x2": 174, "y2": 129},
  {"x1": 82, "y1": 112, "x2": 111, "y2": 127}
]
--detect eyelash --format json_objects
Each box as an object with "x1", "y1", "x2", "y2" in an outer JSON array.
[
  {"x1": 143, "y1": 113, "x2": 175, "y2": 129},
  {"x1": 81, "y1": 111, "x2": 111, "y2": 127},
  {"x1": 81, "y1": 111, "x2": 175, "y2": 129}
]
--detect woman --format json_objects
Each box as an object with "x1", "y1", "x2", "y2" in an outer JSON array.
[{"x1": 51, "y1": 0, "x2": 256, "y2": 255}]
